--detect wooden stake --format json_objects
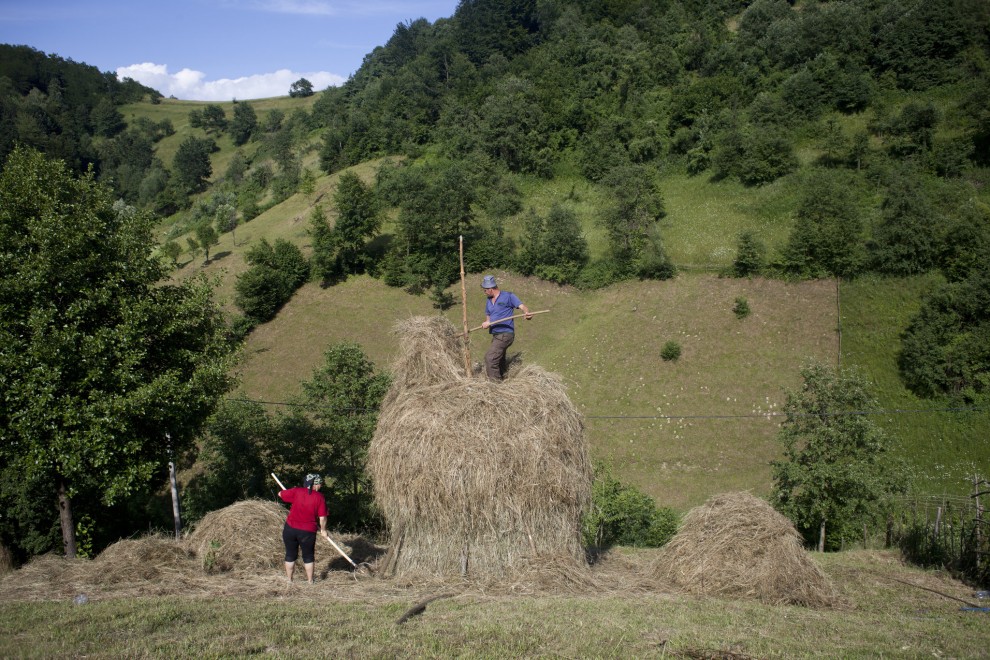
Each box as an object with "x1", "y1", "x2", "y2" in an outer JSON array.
[{"x1": 459, "y1": 236, "x2": 471, "y2": 377}]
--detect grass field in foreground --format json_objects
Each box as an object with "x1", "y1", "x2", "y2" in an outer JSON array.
[{"x1": 1, "y1": 551, "x2": 987, "y2": 658}]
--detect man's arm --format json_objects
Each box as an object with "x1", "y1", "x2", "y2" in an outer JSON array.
[{"x1": 519, "y1": 302, "x2": 533, "y2": 320}]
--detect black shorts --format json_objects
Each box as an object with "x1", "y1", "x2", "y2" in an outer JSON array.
[{"x1": 283, "y1": 523, "x2": 317, "y2": 563}]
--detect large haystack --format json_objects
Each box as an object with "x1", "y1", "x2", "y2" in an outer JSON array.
[
  {"x1": 369, "y1": 316, "x2": 592, "y2": 578},
  {"x1": 185, "y1": 499, "x2": 287, "y2": 574},
  {"x1": 654, "y1": 491, "x2": 839, "y2": 607}
]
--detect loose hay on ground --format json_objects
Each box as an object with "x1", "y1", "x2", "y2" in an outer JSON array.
[
  {"x1": 653, "y1": 491, "x2": 840, "y2": 608},
  {"x1": 369, "y1": 316, "x2": 593, "y2": 579},
  {"x1": 185, "y1": 499, "x2": 287, "y2": 574}
]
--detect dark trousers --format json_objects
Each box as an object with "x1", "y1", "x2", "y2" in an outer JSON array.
[
  {"x1": 485, "y1": 332, "x2": 514, "y2": 380},
  {"x1": 283, "y1": 523, "x2": 317, "y2": 563}
]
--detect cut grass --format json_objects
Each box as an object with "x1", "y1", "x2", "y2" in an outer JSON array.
[{"x1": 1, "y1": 550, "x2": 987, "y2": 658}]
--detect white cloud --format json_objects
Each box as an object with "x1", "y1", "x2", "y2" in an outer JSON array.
[{"x1": 116, "y1": 62, "x2": 345, "y2": 101}]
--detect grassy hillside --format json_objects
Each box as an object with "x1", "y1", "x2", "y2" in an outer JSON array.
[
  {"x1": 119, "y1": 95, "x2": 319, "y2": 179},
  {"x1": 119, "y1": 92, "x2": 989, "y2": 511},
  {"x1": 233, "y1": 272, "x2": 838, "y2": 510}
]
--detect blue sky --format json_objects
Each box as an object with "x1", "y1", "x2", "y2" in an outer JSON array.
[{"x1": 0, "y1": 0, "x2": 460, "y2": 100}]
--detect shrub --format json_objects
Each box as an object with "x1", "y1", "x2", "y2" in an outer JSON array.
[
  {"x1": 582, "y1": 462, "x2": 679, "y2": 548},
  {"x1": 733, "y1": 297, "x2": 751, "y2": 319},
  {"x1": 574, "y1": 258, "x2": 630, "y2": 291},
  {"x1": 661, "y1": 341, "x2": 682, "y2": 362}
]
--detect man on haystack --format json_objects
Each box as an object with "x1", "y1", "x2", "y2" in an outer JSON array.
[{"x1": 480, "y1": 275, "x2": 532, "y2": 380}]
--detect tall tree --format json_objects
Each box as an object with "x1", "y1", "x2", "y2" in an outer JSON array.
[
  {"x1": 601, "y1": 164, "x2": 665, "y2": 264},
  {"x1": 172, "y1": 136, "x2": 214, "y2": 193},
  {"x1": 771, "y1": 363, "x2": 904, "y2": 551},
  {"x1": 781, "y1": 169, "x2": 865, "y2": 278},
  {"x1": 229, "y1": 101, "x2": 258, "y2": 146},
  {"x1": 0, "y1": 148, "x2": 234, "y2": 557},
  {"x1": 298, "y1": 343, "x2": 391, "y2": 530},
  {"x1": 329, "y1": 171, "x2": 382, "y2": 276},
  {"x1": 289, "y1": 78, "x2": 315, "y2": 98},
  {"x1": 899, "y1": 262, "x2": 990, "y2": 403}
]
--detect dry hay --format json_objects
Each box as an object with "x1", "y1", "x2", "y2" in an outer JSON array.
[
  {"x1": 369, "y1": 315, "x2": 592, "y2": 579},
  {"x1": 185, "y1": 499, "x2": 287, "y2": 574},
  {"x1": 85, "y1": 535, "x2": 196, "y2": 584},
  {"x1": 0, "y1": 543, "x2": 13, "y2": 575},
  {"x1": 654, "y1": 491, "x2": 839, "y2": 608}
]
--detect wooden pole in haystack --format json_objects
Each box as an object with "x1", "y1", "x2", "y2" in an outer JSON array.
[{"x1": 459, "y1": 236, "x2": 471, "y2": 377}]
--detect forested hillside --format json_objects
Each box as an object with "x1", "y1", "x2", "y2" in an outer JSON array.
[{"x1": 2, "y1": 0, "x2": 990, "y2": 563}]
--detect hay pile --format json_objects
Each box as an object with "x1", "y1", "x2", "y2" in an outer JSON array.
[
  {"x1": 89, "y1": 535, "x2": 195, "y2": 584},
  {"x1": 185, "y1": 499, "x2": 287, "y2": 574},
  {"x1": 369, "y1": 316, "x2": 593, "y2": 578},
  {"x1": 654, "y1": 491, "x2": 839, "y2": 607}
]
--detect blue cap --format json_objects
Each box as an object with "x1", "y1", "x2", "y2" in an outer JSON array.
[{"x1": 481, "y1": 275, "x2": 497, "y2": 288}]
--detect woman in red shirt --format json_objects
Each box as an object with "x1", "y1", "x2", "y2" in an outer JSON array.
[{"x1": 278, "y1": 473, "x2": 330, "y2": 583}]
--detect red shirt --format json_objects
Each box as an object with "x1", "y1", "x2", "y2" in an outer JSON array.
[{"x1": 279, "y1": 487, "x2": 328, "y2": 532}]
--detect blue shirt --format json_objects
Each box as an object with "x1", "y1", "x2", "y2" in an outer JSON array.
[{"x1": 486, "y1": 291, "x2": 523, "y2": 334}]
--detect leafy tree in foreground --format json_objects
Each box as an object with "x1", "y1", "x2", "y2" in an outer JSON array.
[
  {"x1": 770, "y1": 363, "x2": 904, "y2": 551},
  {"x1": 182, "y1": 399, "x2": 273, "y2": 522},
  {"x1": 0, "y1": 148, "x2": 235, "y2": 557},
  {"x1": 582, "y1": 462, "x2": 679, "y2": 549},
  {"x1": 297, "y1": 343, "x2": 391, "y2": 531}
]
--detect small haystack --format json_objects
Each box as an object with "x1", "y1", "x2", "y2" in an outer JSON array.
[
  {"x1": 88, "y1": 535, "x2": 196, "y2": 584},
  {"x1": 185, "y1": 499, "x2": 286, "y2": 574},
  {"x1": 654, "y1": 491, "x2": 839, "y2": 607},
  {"x1": 369, "y1": 316, "x2": 593, "y2": 579}
]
